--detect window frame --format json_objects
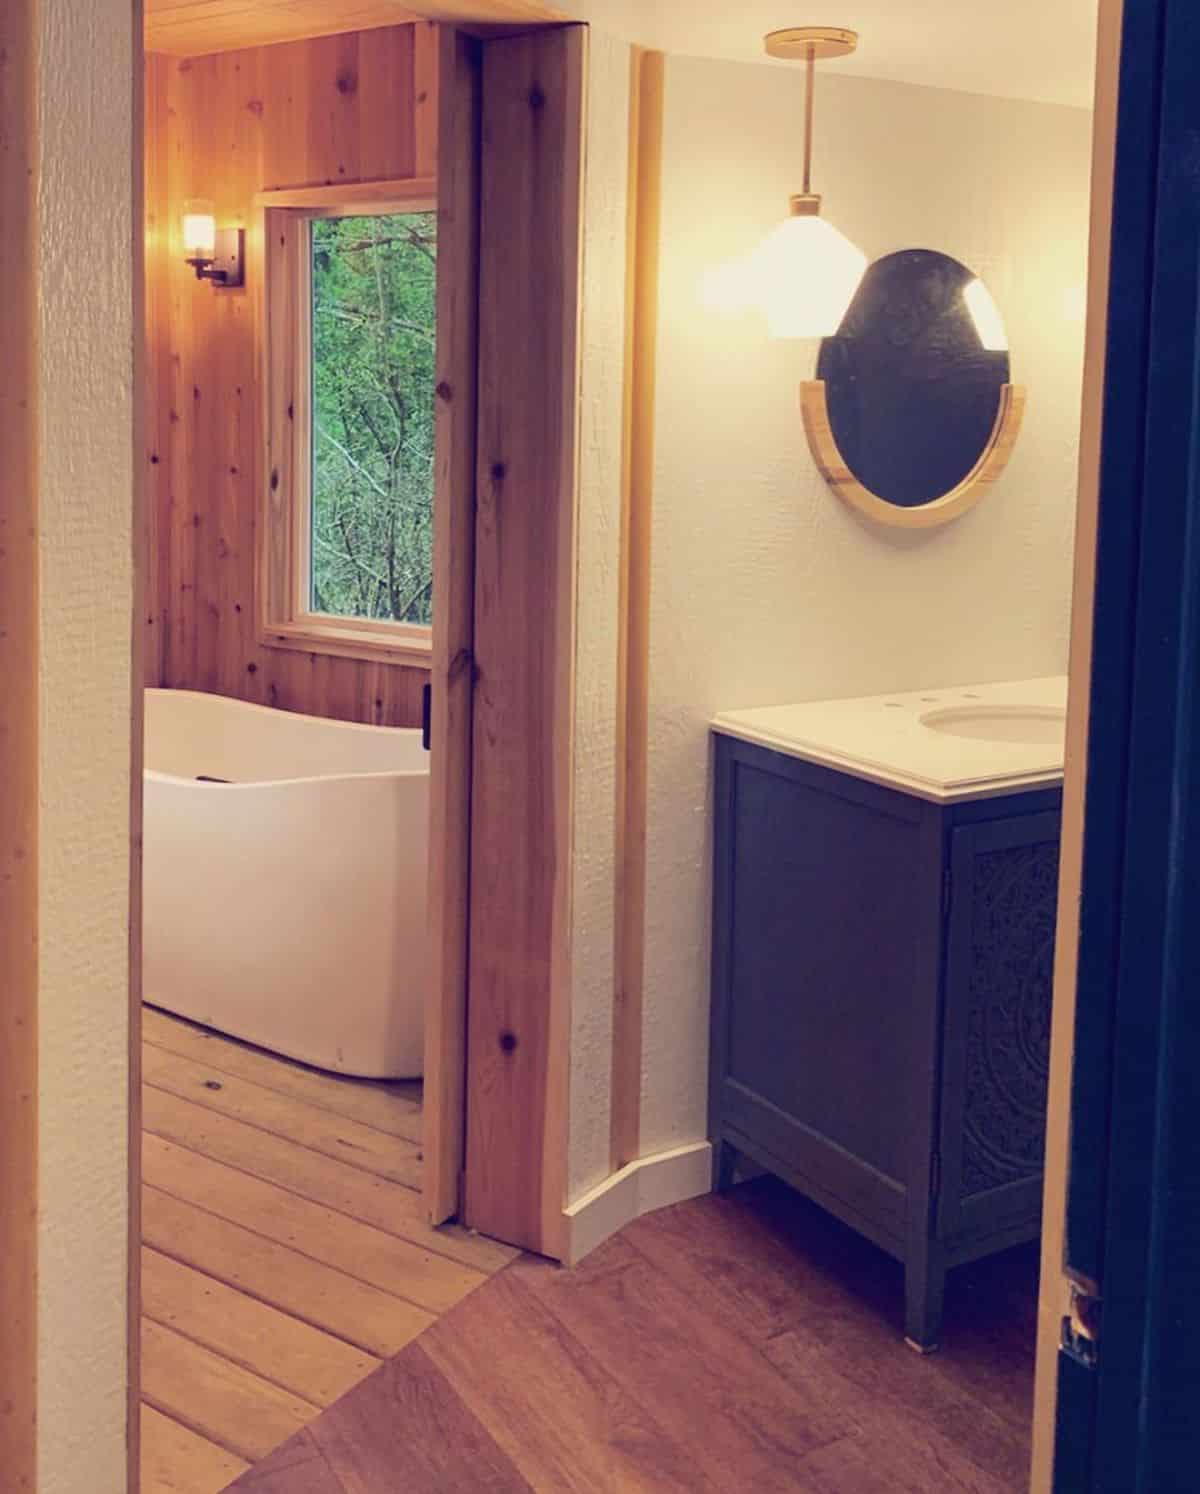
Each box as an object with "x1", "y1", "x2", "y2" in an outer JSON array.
[{"x1": 257, "y1": 176, "x2": 438, "y2": 665}]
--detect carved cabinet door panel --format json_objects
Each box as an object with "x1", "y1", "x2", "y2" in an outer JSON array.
[{"x1": 937, "y1": 811, "x2": 1062, "y2": 1248}]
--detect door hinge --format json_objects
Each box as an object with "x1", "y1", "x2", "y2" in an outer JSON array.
[{"x1": 1062, "y1": 1279, "x2": 1102, "y2": 1367}]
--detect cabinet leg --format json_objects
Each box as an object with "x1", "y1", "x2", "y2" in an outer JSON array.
[
  {"x1": 713, "y1": 1139, "x2": 740, "y2": 1192},
  {"x1": 903, "y1": 1242, "x2": 946, "y2": 1353}
]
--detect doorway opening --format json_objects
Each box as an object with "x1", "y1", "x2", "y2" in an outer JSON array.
[
  {"x1": 135, "y1": 12, "x2": 585, "y2": 1487},
  {"x1": 1, "y1": 0, "x2": 1137, "y2": 1485}
]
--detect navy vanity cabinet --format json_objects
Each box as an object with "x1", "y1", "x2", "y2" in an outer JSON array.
[{"x1": 709, "y1": 731, "x2": 1061, "y2": 1351}]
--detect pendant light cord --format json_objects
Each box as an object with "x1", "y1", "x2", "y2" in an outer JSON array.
[{"x1": 802, "y1": 44, "x2": 815, "y2": 196}]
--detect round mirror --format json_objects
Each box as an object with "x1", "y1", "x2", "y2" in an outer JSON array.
[{"x1": 801, "y1": 249, "x2": 1025, "y2": 528}]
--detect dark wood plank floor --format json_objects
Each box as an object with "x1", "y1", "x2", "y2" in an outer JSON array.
[{"x1": 227, "y1": 1176, "x2": 1037, "y2": 1492}]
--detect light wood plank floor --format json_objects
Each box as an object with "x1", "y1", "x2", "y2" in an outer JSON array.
[{"x1": 141, "y1": 1006, "x2": 517, "y2": 1494}]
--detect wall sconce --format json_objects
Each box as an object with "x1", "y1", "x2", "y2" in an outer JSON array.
[
  {"x1": 182, "y1": 198, "x2": 244, "y2": 287},
  {"x1": 747, "y1": 27, "x2": 866, "y2": 338}
]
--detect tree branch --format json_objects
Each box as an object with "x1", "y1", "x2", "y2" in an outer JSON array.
[
  {"x1": 356, "y1": 397, "x2": 399, "y2": 466},
  {"x1": 314, "y1": 303, "x2": 435, "y2": 342},
  {"x1": 395, "y1": 570, "x2": 433, "y2": 621},
  {"x1": 313, "y1": 531, "x2": 390, "y2": 591},
  {"x1": 343, "y1": 227, "x2": 436, "y2": 267},
  {"x1": 315, "y1": 422, "x2": 390, "y2": 500}
]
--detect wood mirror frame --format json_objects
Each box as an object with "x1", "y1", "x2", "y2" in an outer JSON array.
[
  {"x1": 801, "y1": 377, "x2": 1026, "y2": 530},
  {"x1": 799, "y1": 247, "x2": 1027, "y2": 531}
]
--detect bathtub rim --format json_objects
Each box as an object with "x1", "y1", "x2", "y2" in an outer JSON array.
[
  {"x1": 144, "y1": 686, "x2": 429, "y2": 787},
  {"x1": 145, "y1": 766, "x2": 428, "y2": 788}
]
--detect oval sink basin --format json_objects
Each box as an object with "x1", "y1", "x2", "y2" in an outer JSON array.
[{"x1": 920, "y1": 704, "x2": 1066, "y2": 746}]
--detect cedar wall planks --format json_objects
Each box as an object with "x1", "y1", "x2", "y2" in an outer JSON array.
[
  {"x1": 144, "y1": 1, "x2": 421, "y2": 59},
  {"x1": 144, "y1": 22, "x2": 437, "y2": 725}
]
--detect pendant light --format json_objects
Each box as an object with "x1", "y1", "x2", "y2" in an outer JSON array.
[{"x1": 749, "y1": 27, "x2": 867, "y2": 339}]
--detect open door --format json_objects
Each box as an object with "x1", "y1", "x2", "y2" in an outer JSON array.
[
  {"x1": 462, "y1": 23, "x2": 585, "y2": 1258},
  {"x1": 424, "y1": 22, "x2": 585, "y2": 1255},
  {"x1": 1043, "y1": 0, "x2": 1200, "y2": 1484},
  {"x1": 425, "y1": 24, "x2": 483, "y2": 1228}
]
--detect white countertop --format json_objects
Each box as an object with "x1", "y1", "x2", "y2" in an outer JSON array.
[{"x1": 712, "y1": 676, "x2": 1068, "y2": 803}]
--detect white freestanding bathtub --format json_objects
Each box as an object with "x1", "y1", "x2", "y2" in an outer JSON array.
[{"x1": 143, "y1": 688, "x2": 429, "y2": 1078}]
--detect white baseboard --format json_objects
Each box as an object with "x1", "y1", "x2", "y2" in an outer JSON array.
[{"x1": 563, "y1": 1140, "x2": 713, "y2": 1266}]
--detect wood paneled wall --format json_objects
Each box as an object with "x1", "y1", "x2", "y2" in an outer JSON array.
[
  {"x1": 144, "y1": 21, "x2": 437, "y2": 725},
  {"x1": 145, "y1": 0, "x2": 420, "y2": 58}
]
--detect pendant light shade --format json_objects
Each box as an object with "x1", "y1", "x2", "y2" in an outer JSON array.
[
  {"x1": 752, "y1": 27, "x2": 866, "y2": 340},
  {"x1": 750, "y1": 206, "x2": 868, "y2": 339},
  {"x1": 182, "y1": 199, "x2": 217, "y2": 260}
]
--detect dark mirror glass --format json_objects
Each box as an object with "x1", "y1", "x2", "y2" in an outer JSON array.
[{"x1": 816, "y1": 249, "x2": 1010, "y2": 508}]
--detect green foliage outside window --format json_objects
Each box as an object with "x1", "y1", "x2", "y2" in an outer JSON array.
[{"x1": 311, "y1": 211, "x2": 436, "y2": 626}]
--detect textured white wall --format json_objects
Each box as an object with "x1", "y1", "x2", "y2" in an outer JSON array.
[
  {"x1": 569, "y1": 28, "x2": 630, "y2": 1201},
  {"x1": 36, "y1": 0, "x2": 135, "y2": 1487},
  {"x1": 641, "y1": 57, "x2": 1092, "y2": 1158}
]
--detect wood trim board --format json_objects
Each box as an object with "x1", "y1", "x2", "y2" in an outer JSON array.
[
  {"x1": 400, "y1": 0, "x2": 567, "y2": 28},
  {"x1": 260, "y1": 207, "x2": 309, "y2": 653},
  {"x1": 464, "y1": 22, "x2": 586, "y2": 1257},
  {"x1": 128, "y1": 5, "x2": 147, "y2": 1488},
  {"x1": 255, "y1": 176, "x2": 436, "y2": 211},
  {"x1": 414, "y1": 19, "x2": 440, "y2": 176},
  {"x1": 425, "y1": 25, "x2": 483, "y2": 1227},
  {"x1": 1029, "y1": 1, "x2": 1123, "y2": 1486},
  {"x1": 610, "y1": 47, "x2": 664, "y2": 1173},
  {"x1": 142, "y1": 51, "x2": 169, "y2": 694},
  {"x1": 0, "y1": 3, "x2": 39, "y2": 1486}
]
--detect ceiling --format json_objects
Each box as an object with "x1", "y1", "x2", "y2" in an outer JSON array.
[
  {"x1": 144, "y1": 0, "x2": 1099, "y2": 108},
  {"x1": 572, "y1": 0, "x2": 1099, "y2": 110}
]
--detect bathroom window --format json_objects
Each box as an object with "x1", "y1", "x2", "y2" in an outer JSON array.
[{"x1": 258, "y1": 179, "x2": 437, "y2": 663}]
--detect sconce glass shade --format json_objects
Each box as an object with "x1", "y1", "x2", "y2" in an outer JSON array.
[
  {"x1": 749, "y1": 211, "x2": 867, "y2": 339},
  {"x1": 963, "y1": 277, "x2": 1009, "y2": 351},
  {"x1": 182, "y1": 199, "x2": 217, "y2": 260}
]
